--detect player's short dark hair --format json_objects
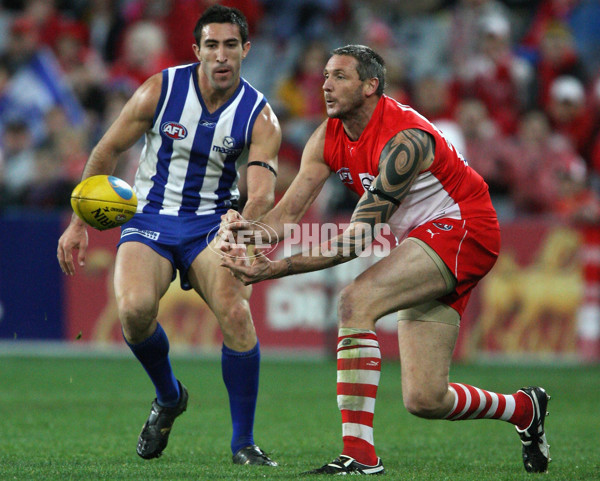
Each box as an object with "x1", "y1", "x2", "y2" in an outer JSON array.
[
  {"x1": 331, "y1": 45, "x2": 386, "y2": 96},
  {"x1": 194, "y1": 5, "x2": 249, "y2": 45}
]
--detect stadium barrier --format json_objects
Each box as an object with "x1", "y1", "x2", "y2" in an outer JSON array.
[{"x1": 0, "y1": 210, "x2": 596, "y2": 362}]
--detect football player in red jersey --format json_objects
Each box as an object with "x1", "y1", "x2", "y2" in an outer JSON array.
[{"x1": 220, "y1": 45, "x2": 550, "y2": 475}]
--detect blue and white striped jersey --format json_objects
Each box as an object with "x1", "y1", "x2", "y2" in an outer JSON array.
[{"x1": 134, "y1": 63, "x2": 267, "y2": 216}]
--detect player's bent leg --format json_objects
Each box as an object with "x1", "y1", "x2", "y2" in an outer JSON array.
[
  {"x1": 304, "y1": 240, "x2": 452, "y2": 474},
  {"x1": 398, "y1": 302, "x2": 550, "y2": 472},
  {"x1": 115, "y1": 242, "x2": 173, "y2": 343},
  {"x1": 187, "y1": 240, "x2": 277, "y2": 466},
  {"x1": 337, "y1": 238, "x2": 451, "y2": 331},
  {"x1": 398, "y1": 319, "x2": 459, "y2": 418},
  {"x1": 188, "y1": 238, "x2": 257, "y2": 350},
  {"x1": 114, "y1": 241, "x2": 186, "y2": 459},
  {"x1": 442, "y1": 381, "x2": 551, "y2": 472}
]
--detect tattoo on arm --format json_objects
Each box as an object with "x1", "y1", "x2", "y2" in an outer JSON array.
[
  {"x1": 288, "y1": 129, "x2": 435, "y2": 270},
  {"x1": 352, "y1": 128, "x2": 434, "y2": 226}
]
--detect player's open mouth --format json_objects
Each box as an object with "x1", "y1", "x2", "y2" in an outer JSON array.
[{"x1": 215, "y1": 67, "x2": 231, "y2": 76}]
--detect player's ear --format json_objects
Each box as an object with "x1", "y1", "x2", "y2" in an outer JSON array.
[
  {"x1": 192, "y1": 43, "x2": 201, "y2": 60},
  {"x1": 364, "y1": 77, "x2": 379, "y2": 97},
  {"x1": 242, "y1": 41, "x2": 251, "y2": 59}
]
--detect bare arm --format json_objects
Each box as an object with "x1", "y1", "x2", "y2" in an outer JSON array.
[
  {"x1": 241, "y1": 103, "x2": 281, "y2": 221},
  {"x1": 81, "y1": 74, "x2": 161, "y2": 179},
  {"x1": 57, "y1": 74, "x2": 161, "y2": 275},
  {"x1": 224, "y1": 128, "x2": 435, "y2": 283},
  {"x1": 259, "y1": 121, "x2": 331, "y2": 237},
  {"x1": 220, "y1": 121, "x2": 331, "y2": 244}
]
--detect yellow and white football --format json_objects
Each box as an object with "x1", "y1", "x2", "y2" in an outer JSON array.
[{"x1": 71, "y1": 175, "x2": 138, "y2": 231}]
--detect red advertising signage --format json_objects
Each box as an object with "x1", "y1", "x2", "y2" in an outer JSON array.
[{"x1": 64, "y1": 215, "x2": 593, "y2": 361}]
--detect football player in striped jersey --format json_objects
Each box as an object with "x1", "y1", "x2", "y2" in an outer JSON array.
[{"x1": 58, "y1": 5, "x2": 280, "y2": 467}]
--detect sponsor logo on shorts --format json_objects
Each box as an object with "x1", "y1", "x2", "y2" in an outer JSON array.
[
  {"x1": 161, "y1": 121, "x2": 188, "y2": 140},
  {"x1": 121, "y1": 227, "x2": 160, "y2": 241},
  {"x1": 337, "y1": 167, "x2": 353, "y2": 184},
  {"x1": 433, "y1": 222, "x2": 453, "y2": 231}
]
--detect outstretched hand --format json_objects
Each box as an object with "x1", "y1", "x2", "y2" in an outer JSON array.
[
  {"x1": 218, "y1": 209, "x2": 250, "y2": 243},
  {"x1": 57, "y1": 218, "x2": 89, "y2": 275},
  {"x1": 221, "y1": 247, "x2": 277, "y2": 285}
]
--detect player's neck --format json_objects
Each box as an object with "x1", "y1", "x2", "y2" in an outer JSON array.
[
  {"x1": 196, "y1": 67, "x2": 240, "y2": 113},
  {"x1": 341, "y1": 98, "x2": 379, "y2": 141}
]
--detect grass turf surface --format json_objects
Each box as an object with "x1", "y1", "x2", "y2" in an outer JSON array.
[{"x1": 0, "y1": 356, "x2": 598, "y2": 480}]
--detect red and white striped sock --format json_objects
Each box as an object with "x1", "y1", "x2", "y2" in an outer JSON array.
[
  {"x1": 444, "y1": 382, "x2": 533, "y2": 429},
  {"x1": 337, "y1": 328, "x2": 381, "y2": 466}
]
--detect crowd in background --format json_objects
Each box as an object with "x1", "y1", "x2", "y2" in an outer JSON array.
[{"x1": 1, "y1": 0, "x2": 600, "y2": 225}]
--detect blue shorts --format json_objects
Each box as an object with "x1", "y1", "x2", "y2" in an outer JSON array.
[{"x1": 117, "y1": 212, "x2": 222, "y2": 290}]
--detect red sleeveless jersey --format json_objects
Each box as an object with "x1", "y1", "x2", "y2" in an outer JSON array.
[{"x1": 323, "y1": 95, "x2": 497, "y2": 240}]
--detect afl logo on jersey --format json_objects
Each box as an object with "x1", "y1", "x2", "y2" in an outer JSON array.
[
  {"x1": 161, "y1": 121, "x2": 188, "y2": 140},
  {"x1": 337, "y1": 167, "x2": 353, "y2": 184}
]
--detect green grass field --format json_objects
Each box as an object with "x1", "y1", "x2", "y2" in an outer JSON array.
[{"x1": 0, "y1": 354, "x2": 598, "y2": 480}]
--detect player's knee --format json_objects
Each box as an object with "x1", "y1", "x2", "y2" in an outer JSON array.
[
  {"x1": 117, "y1": 293, "x2": 158, "y2": 342},
  {"x1": 403, "y1": 388, "x2": 447, "y2": 419},
  {"x1": 338, "y1": 284, "x2": 371, "y2": 327},
  {"x1": 217, "y1": 301, "x2": 255, "y2": 349}
]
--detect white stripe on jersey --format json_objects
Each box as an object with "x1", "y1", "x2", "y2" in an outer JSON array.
[
  {"x1": 194, "y1": 86, "x2": 246, "y2": 216},
  {"x1": 160, "y1": 73, "x2": 201, "y2": 214},
  {"x1": 134, "y1": 63, "x2": 265, "y2": 216},
  {"x1": 134, "y1": 68, "x2": 175, "y2": 212},
  {"x1": 387, "y1": 171, "x2": 462, "y2": 241}
]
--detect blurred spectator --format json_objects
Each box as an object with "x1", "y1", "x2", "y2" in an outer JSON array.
[
  {"x1": 21, "y1": 0, "x2": 72, "y2": 50},
  {"x1": 0, "y1": 119, "x2": 36, "y2": 206},
  {"x1": 447, "y1": 0, "x2": 511, "y2": 76},
  {"x1": 390, "y1": 2, "x2": 451, "y2": 81},
  {"x1": 0, "y1": 0, "x2": 597, "y2": 227},
  {"x1": 532, "y1": 22, "x2": 587, "y2": 108},
  {"x1": 84, "y1": 0, "x2": 127, "y2": 64},
  {"x1": 275, "y1": 40, "x2": 329, "y2": 148},
  {"x1": 545, "y1": 75, "x2": 598, "y2": 160},
  {"x1": 109, "y1": 20, "x2": 176, "y2": 90},
  {"x1": 24, "y1": 140, "x2": 73, "y2": 208},
  {"x1": 453, "y1": 14, "x2": 533, "y2": 135},
  {"x1": 0, "y1": 5, "x2": 12, "y2": 54},
  {"x1": 503, "y1": 109, "x2": 585, "y2": 215},
  {"x1": 455, "y1": 97, "x2": 508, "y2": 196},
  {"x1": 0, "y1": 15, "x2": 85, "y2": 144},
  {"x1": 262, "y1": 0, "x2": 348, "y2": 43},
  {"x1": 521, "y1": 0, "x2": 600, "y2": 76},
  {"x1": 412, "y1": 73, "x2": 456, "y2": 123},
  {"x1": 354, "y1": 11, "x2": 410, "y2": 103},
  {"x1": 43, "y1": 107, "x2": 88, "y2": 182},
  {"x1": 54, "y1": 19, "x2": 108, "y2": 118},
  {"x1": 586, "y1": 78, "x2": 600, "y2": 181},
  {"x1": 275, "y1": 40, "x2": 328, "y2": 121},
  {"x1": 554, "y1": 159, "x2": 600, "y2": 362}
]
